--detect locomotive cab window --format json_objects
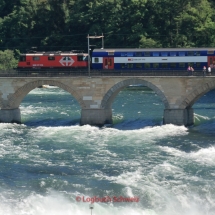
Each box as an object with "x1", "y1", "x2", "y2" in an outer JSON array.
[
  {"x1": 83, "y1": 56, "x2": 88, "y2": 61},
  {"x1": 33, "y1": 56, "x2": 40, "y2": 61},
  {"x1": 48, "y1": 56, "x2": 55, "y2": 61},
  {"x1": 19, "y1": 56, "x2": 26, "y2": 62}
]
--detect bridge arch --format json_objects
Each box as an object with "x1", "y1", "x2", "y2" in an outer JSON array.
[
  {"x1": 6, "y1": 80, "x2": 85, "y2": 109},
  {"x1": 179, "y1": 80, "x2": 215, "y2": 109},
  {"x1": 101, "y1": 78, "x2": 169, "y2": 109}
]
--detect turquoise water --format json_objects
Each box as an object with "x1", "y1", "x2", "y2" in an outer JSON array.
[{"x1": 0, "y1": 86, "x2": 215, "y2": 215}]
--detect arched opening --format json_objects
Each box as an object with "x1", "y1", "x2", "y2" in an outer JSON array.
[
  {"x1": 191, "y1": 88, "x2": 215, "y2": 134},
  {"x1": 112, "y1": 85, "x2": 165, "y2": 129},
  {"x1": 101, "y1": 79, "x2": 168, "y2": 129},
  {"x1": 9, "y1": 80, "x2": 83, "y2": 126},
  {"x1": 20, "y1": 86, "x2": 81, "y2": 126},
  {"x1": 177, "y1": 80, "x2": 215, "y2": 130}
]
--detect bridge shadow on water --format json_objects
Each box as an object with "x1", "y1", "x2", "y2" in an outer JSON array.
[
  {"x1": 23, "y1": 118, "x2": 80, "y2": 127},
  {"x1": 110, "y1": 118, "x2": 163, "y2": 130}
]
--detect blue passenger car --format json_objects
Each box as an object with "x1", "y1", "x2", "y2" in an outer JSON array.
[{"x1": 91, "y1": 48, "x2": 215, "y2": 71}]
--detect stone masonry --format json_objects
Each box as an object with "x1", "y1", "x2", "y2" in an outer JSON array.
[{"x1": 0, "y1": 76, "x2": 215, "y2": 126}]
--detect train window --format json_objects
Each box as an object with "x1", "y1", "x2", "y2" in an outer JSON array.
[
  {"x1": 195, "y1": 51, "x2": 200, "y2": 56},
  {"x1": 161, "y1": 52, "x2": 168, "y2": 57},
  {"x1": 187, "y1": 51, "x2": 194, "y2": 56},
  {"x1": 144, "y1": 63, "x2": 150, "y2": 68},
  {"x1": 170, "y1": 63, "x2": 176, "y2": 68},
  {"x1": 135, "y1": 52, "x2": 142, "y2": 57},
  {"x1": 33, "y1": 56, "x2": 40, "y2": 61},
  {"x1": 153, "y1": 52, "x2": 159, "y2": 57},
  {"x1": 136, "y1": 63, "x2": 142, "y2": 68},
  {"x1": 128, "y1": 64, "x2": 133, "y2": 68},
  {"x1": 109, "y1": 59, "x2": 112, "y2": 66},
  {"x1": 83, "y1": 56, "x2": 88, "y2": 61},
  {"x1": 94, "y1": 58, "x2": 99, "y2": 63},
  {"x1": 108, "y1": 52, "x2": 114, "y2": 55},
  {"x1": 189, "y1": 63, "x2": 194, "y2": 67},
  {"x1": 170, "y1": 52, "x2": 177, "y2": 56},
  {"x1": 179, "y1": 63, "x2": 185, "y2": 68},
  {"x1": 179, "y1": 52, "x2": 185, "y2": 56},
  {"x1": 153, "y1": 63, "x2": 159, "y2": 68},
  {"x1": 161, "y1": 63, "x2": 168, "y2": 68},
  {"x1": 19, "y1": 56, "x2": 26, "y2": 62},
  {"x1": 48, "y1": 56, "x2": 55, "y2": 61},
  {"x1": 78, "y1": 56, "x2": 83, "y2": 61},
  {"x1": 127, "y1": 52, "x2": 133, "y2": 57},
  {"x1": 196, "y1": 63, "x2": 201, "y2": 68},
  {"x1": 121, "y1": 63, "x2": 127, "y2": 68},
  {"x1": 207, "y1": 50, "x2": 214, "y2": 54},
  {"x1": 144, "y1": 52, "x2": 150, "y2": 57}
]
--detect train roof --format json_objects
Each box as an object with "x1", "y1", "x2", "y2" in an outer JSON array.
[
  {"x1": 20, "y1": 51, "x2": 88, "y2": 56},
  {"x1": 93, "y1": 48, "x2": 215, "y2": 52}
]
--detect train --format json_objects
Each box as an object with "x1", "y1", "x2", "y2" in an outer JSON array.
[
  {"x1": 17, "y1": 48, "x2": 215, "y2": 71},
  {"x1": 18, "y1": 51, "x2": 88, "y2": 70}
]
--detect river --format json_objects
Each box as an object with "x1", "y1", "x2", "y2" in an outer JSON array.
[{"x1": 0, "y1": 86, "x2": 215, "y2": 215}]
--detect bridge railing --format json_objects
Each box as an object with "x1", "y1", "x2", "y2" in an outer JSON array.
[{"x1": 0, "y1": 69, "x2": 214, "y2": 77}]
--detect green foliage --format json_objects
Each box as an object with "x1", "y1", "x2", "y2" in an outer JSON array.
[
  {"x1": 0, "y1": 49, "x2": 18, "y2": 70},
  {"x1": 0, "y1": 0, "x2": 215, "y2": 55}
]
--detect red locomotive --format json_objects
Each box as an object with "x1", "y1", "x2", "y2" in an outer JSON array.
[{"x1": 17, "y1": 51, "x2": 88, "y2": 70}]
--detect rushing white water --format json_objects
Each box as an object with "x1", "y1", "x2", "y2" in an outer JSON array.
[{"x1": 0, "y1": 87, "x2": 215, "y2": 215}]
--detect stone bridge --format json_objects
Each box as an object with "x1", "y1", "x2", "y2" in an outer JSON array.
[{"x1": 0, "y1": 76, "x2": 215, "y2": 126}]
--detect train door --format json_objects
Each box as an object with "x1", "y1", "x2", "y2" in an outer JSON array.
[
  {"x1": 208, "y1": 56, "x2": 215, "y2": 68},
  {"x1": 103, "y1": 57, "x2": 114, "y2": 69}
]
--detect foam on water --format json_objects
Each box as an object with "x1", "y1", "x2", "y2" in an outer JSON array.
[
  {"x1": 0, "y1": 187, "x2": 214, "y2": 215},
  {"x1": 160, "y1": 146, "x2": 215, "y2": 166},
  {"x1": 1, "y1": 86, "x2": 215, "y2": 214}
]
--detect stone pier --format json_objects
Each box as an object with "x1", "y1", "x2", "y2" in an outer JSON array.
[
  {"x1": 163, "y1": 108, "x2": 194, "y2": 126},
  {"x1": 0, "y1": 108, "x2": 21, "y2": 123},
  {"x1": 80, "y1": 108, "x2": 112, "y2": 126},
  {"x1": 0, "y1": 76, "x2": 214, "y2": 126}
]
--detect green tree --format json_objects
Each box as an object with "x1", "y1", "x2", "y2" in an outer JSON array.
[{"x1": 0, "y1": 49, "x2": 18, "y2": 70}]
